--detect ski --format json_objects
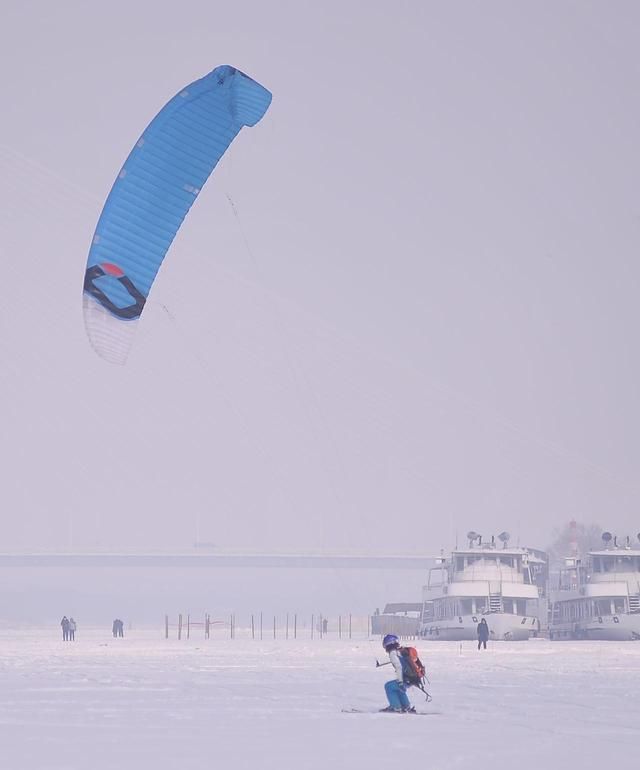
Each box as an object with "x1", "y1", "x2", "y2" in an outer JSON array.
[{"x1": 341, "y1": 708, "x2": 439, "y2": 716}]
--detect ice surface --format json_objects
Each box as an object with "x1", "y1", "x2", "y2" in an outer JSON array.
[{"x1": 0, "y1": 628, "x2": 638, "y2": 769}]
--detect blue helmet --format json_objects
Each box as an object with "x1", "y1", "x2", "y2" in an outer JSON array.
[{"x1": 382, "y1": 634, "x2": 400, "y2": 649}]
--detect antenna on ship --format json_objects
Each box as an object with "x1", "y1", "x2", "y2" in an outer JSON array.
[
  {"x1": 467, "y1": 531, "x2": 478, "y2": 548},
  {"x1": 498, "y1": 531, "x2": 511, "y2": 549},
  {"x1": 602, "y1": 531, "x2": 613, "y2": 549}
]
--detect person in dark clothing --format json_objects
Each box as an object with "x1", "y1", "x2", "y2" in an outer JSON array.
[
  {"x1": 61, "y1": 616, "x2": 70, "y2": 641},
  {"x1": 112, "y1": 619, "x2": 125, "y2": 637},
  {"x1": 69, "y1": 617, "x2": 77, "y2": 641},
  {"x1": 477, "y1": 618, "x2": 490, "y2": 650}
]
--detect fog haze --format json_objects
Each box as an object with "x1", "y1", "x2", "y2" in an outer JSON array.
[{"x1": 1, "y1": 0, "x2": 639, "y2": 558}]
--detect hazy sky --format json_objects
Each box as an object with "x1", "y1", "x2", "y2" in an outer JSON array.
[{"x1": 1, "y1": 0, "x2": 639, "y2": 555}]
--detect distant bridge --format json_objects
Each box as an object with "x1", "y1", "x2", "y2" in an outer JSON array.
[{"x1": 0, "y1": 551, "x2": 436, "y2": 570}]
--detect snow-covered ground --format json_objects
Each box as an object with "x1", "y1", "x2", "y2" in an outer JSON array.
[{"x1": 1, "y1": 627, "x2": 638, "y2": 769}]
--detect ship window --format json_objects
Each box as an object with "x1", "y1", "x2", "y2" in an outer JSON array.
[
  {"x1": 596, "y1": 599, "x2": 611, "y2": 616},
  {"x1": 422, "y1": 602, "x2": 434, "y2": 622},
  {"x1": 613, "y1": 598, "x2": 626, "y2": 613},
  {"x1": 456, "y1": 557, "x2": 465, "y2": 570},
  {"x1": 460, "y1": 599, "x2": 473, "y2": 614},
  {"x1": 516, "y1": 599, "x2": 526, "y2": 616},
  {"x1": 601, "y1": 557, "x2": 614, "y2": 573}
]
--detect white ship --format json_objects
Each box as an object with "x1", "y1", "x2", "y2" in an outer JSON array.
[
  {"x1": 549, "y1": 533, "x2": 640, "y2": 641},
  {"x1": 419, "y1": 532, "x2": 548, "y2": 641}
]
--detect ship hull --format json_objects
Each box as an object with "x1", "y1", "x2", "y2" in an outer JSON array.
[
  {"x1": 550, "y1": 613, "x2": 640, "y2": 641},
  {"x1": 420, "y1": 613, "x2": 538, "y2": 642}
]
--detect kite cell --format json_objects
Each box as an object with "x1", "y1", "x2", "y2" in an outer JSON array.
[{"x1": 83, "y1": 65, "x2": 272, "y2": 364}]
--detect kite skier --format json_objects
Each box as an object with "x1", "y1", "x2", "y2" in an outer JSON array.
[{"x1": 380, "y1": 634, "x2": 417, "y2": 713}]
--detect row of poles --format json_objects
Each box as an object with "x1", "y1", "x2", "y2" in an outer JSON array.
[{"x1": 165, "y1": 613, "x2": 372, "y2": 640}]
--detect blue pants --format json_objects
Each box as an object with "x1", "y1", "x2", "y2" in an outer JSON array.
[{"x1": 385, "y1": 680, "x2": 410, "y2": 709}]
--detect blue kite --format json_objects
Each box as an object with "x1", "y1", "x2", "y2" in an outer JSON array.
[{"x1": 83, "y1": 65, "x2": 272, "y2": 363}]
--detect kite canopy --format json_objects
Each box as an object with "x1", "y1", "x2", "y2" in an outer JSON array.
[{"x1": 83, "y1": 65, "x2": 272, "y2": 364}]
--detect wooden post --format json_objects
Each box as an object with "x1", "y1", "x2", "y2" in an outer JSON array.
[
  {"x1": 205, "y1": 614, "x2": 210, "y2": 639},
  {"x1": 178, "y1": 614, "x2": 183, "y2": 641},
  {"x1": 251, "y1": 614, "x2": 255, "y2": 640},
  {"x1": 165, "y1": 615, "x2": 169, "y2": 639}
]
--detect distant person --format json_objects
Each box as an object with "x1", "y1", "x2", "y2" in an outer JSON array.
[
  {"x1": 477, "y1": 618, "x2": 489, "y2": 650},
  {"x1": 117, "y1": 619, "x2": 124, "y2": 638},
  {"x1": 112, "y1": 619, "x2": 119, "y2": 638},
  {"x1": 61, "y1": 616, "x2": 70, "y2": 641},
  {"x1": 69, "y1": 617, "x2": 77, "y2": 641},
  {"x1": 322, "y1": 618, "x2": 328, "y2": 635}
]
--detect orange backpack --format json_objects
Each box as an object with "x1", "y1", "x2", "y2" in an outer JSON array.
[{"x1": 399, "y1": 646, "x2": 426, "y2": 685}]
